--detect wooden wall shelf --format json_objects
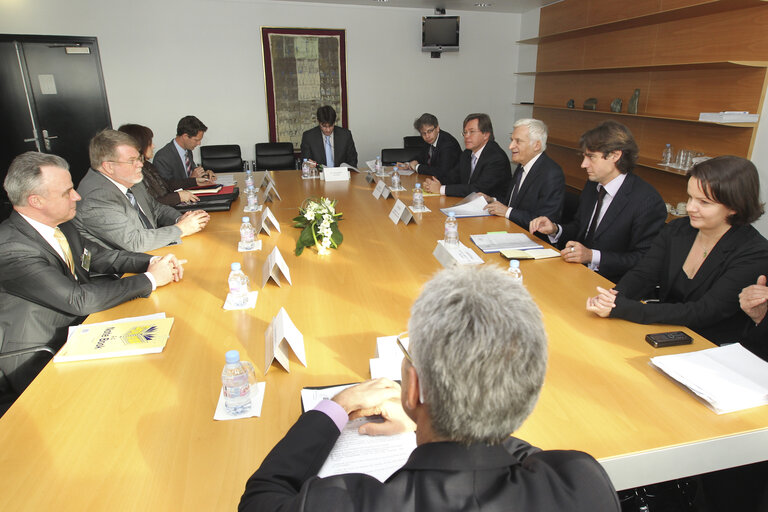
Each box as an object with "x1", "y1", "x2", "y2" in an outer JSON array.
[
  {"x1": 547, "y1": 139, "x2": 690, "y2": 177},
  {"x1": 531, "y1": 105, "x2": 758, "y2": 127},
  {"x1": 518, "y1": 60, "x2": 767, "y2": 76}
]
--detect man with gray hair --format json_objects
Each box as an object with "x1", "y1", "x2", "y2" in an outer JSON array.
[
  {"x1": 483, "y1": 118, "x2": 565, "y2": 231},
  {"x1": 0, "y1": 152, "x2": 182, "y2": 399},
  {"x1": 74, "y1": 129, "x2": 209, "y2": 252},
  {"x1": 239, "y1": 265, "x2": 620, "y2": 511}
]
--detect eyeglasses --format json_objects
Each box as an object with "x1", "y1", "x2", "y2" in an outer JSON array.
[
  {"x1": 419, "y1": 127, "x2": 436, "y2": 137},
  {"x1": 462, "y1": 129, "x2": 482, "y2": 137},
  {"x1": 396, "y1": 332, "x2": 413, "y2": 365},
  {"x1": 108, "y1": 156, "x2": 144, "y2": 166}
]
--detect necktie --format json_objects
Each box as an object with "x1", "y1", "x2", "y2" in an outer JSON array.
[
  {"x1": 508, "y1": 165, "x2": 524, "y2": 206},
  {"x1": 126, "y1": 189, "x2": 153, "y2": 229},
  {"x1": 185, "y1": 153, "x2": 192, "y2": 176},
  {"x1": 470, "y1": 154, "x2": 478, "y2": 178},
  {"x1": 585, "y1": 186, "x2": 608, "y2": 244},
  {"x1": 53, "y1": 227, "x2": 76, "y2": 275},
  {"x1": 427, "y1": 145, "x2": 434, "y2": 166},
  {"x1": 324, "y1": 135, "x2": 334, "y2": 167}
]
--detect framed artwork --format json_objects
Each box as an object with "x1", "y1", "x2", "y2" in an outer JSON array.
[{"x1": 261, "y1": 27, "x2": 348, "y2": 148}]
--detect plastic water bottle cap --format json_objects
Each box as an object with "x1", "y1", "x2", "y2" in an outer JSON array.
[
  {"x1": 231, "y1": 262, "x2": 241, "y2": 271},
  {"x1": 225, "y1": 350, "x2": 241, "y2": 364},
  {"x1": 509, "y1": 259, "x2": 520, "y2": 269},
  {"x1": 448, "y1": 212, "x2": 456, "y2": 219},
  {"x1": 666, "y1": 143, "x2": 671, "y2": 147},
  {"x1": 303, "y1": 158, "x2": 308, "y2": 162},
  {"x1": 242, "y1": 216, "x2": 249, "y2": 222},
  {"x1": 415, "y1": 183, "x2": 421, "y2": 189}
]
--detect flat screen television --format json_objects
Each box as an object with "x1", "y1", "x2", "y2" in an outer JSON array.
[{"x1": 422, "y1": 16, "x2": 460, "y2": 53}]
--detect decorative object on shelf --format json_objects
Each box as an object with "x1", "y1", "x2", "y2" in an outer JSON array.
[
  {"x1": 610, "y1": 98, "x2": 623, "y2": 112},
  {"x1": 566, "y1": 99, "x2": 575, "y2": 108},
  {"x1": 583, "y1": 98, "x2": 597, "y2": 110},
  {"x1": 628, "y1": 88, "x2": 640, "y2": 114},
  {"x1": 293, "y1": 197, "x2": 343, "y2": 256}
]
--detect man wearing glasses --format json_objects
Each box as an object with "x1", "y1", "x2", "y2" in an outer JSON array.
[
  {"x1": 300, "y1": 105, "x2": 358, "y2": 168},
  {"x1": 423, "y1": 113, "x2": 511, "y2": 199},
  {"x1": 405, "y1": 113, "x2": 461, "y2": 182},
  {"x1": 240, "y1": 265, "x2": 620, "y2": 511},
  {"x1": 529, "y1": 121, "x2": 666, "y2": 283},
  {"x1": 153, "y1": 115, "x2": 216, "y2": 183},
  {"x1": 74, "y1": 129, "x2": 209, "y2": 253}
]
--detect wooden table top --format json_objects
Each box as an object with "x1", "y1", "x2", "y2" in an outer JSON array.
[{"x1": 1, "y1": 170, "x2": 766, "y2": 510}]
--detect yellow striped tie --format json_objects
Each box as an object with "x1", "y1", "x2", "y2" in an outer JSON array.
[{"x1": 53, "y1": 227, "x2": 76, "y2": 275}]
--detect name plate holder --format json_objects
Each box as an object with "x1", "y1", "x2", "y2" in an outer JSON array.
[
  {"x1": 372, "y1": 180, "x2": 392, "y2": 199},
  {"x1": 261, "y1": 246, "x2": 292, "y2": 287},
  {"x1": 259, "y1": 206, "x2": 281, "y2": 236},
  {"x1": 432, "y1": 240, "x2": 484, "y2": 267},
  {"x1": 321, "y1": 167, "x2": 350, "y2": 182},
  {"x1": 389, "y1": 199, "x2": 414, "y2": 225},
  {"x1": 365, "y1": 171, "x2": 376, "y2": 184},
  {"x1": 264, "y1": 180, "x2": 282, "y2": 202},
  {"x1": 264, "y1": 307, "x2": 305, "y2": 373}
]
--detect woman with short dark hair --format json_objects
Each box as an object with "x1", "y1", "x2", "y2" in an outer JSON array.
[
  {"x1": 586, "y1": 156, "x2": 768, "y2": 345},
  {"x1": 117, "y1": 124, "x2": 203, "y2": 206}
]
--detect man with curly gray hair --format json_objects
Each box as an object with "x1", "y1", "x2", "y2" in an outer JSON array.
[{"x1": 240, "y1": 265, "x2": 620, "y2": 511}]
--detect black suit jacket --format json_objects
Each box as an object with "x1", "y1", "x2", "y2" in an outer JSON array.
[
  {"x1": 559, "y1": 173, "x2": 666, "y2": 283},
  {"x1": 415, "y1": 129, "x2": 462, "y2": 182},
  {"x1": 444, "y1": 140, "x2": 511, "y2": 199},
  {"x1": 504, "y1": 151, "x2": 565, "y2": 229},
  {"x1": 0, "y1": 212, "x2": 152, "y2": 393},
  {"x1": 613, "y1": 219, "x2": 768, "y2": 345},
  {"x1": 239, "y1": 410, "x2": 620, "y2": 512},
  {"x1": 153, "y1": 140, "x2": 195, "y2": 183},
  {"x1": 300, "y1": 126, "x2": 358, "y2": 167}
]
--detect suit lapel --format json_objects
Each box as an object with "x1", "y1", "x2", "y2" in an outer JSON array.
[
  {"x1": 683, "y1": 225, "x2": 741, "y2": 298},
  {"x1": 592, "y1": 173, "x2": 633, "y2": 240},
  {"x1": 512, "y1": 154, "x2": 546, "y2": 207},
  {"x1": 132, "y1": 184, "x2": 157, "y2": 228},
  {"x1": 9, "y1": 212, "x2": 79, "y2": 281}
]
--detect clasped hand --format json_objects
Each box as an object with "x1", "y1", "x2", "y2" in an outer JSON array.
[
  {"x1": 586, "y1": 286, "x2": 617, "y2": 317},
  {"x1": 332, "y1": 378, "x2": 416, "y2": 436}
]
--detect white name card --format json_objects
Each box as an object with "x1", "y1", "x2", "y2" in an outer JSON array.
[
  {"x1": 372, "y1": 179, "x2": 391, "y2": 199},
  {"x1": 365, "y1": 172, "x2": 376, "y2": 184},
  {"x1": 264, "y1": 180, "x2": 281, "y2": 202},
  {"x1": 389, "y1": 199, "x2": 414, "y2": 225},
  {"x1": 261, "y1": 245, "x2": 292, "y2": 287},
  {"x1": 264, "y1": 307, "x2": 305, "y2": 374},
  {"x1": 322, "y1": 167, "x2": 350, "y2": 182},
  {"x1": 432, "y1": 240, "x2": 484, "y2": 268},
  {"x1": 259, "y1": 206, "x2": 281, "y2": 236}
]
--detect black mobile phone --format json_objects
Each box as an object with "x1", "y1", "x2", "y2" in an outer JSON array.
[{"x1": 645, "y1": 331, "x2": 693, "y2": 348}]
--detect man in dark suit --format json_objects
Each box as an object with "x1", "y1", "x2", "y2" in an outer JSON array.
[
  {"x1": 405, "y1": 113, "x2": 461, "y2": 182},
  {"x1": 73, "y1": 129, "x2": 210, "y2": 252},
  {"x1": 300, "y1": 105, "x2": 358, "y2": 167},
  {"x1": 423, "y1": 113, "x2": 511, "y2": 199},
  {"x1": 530, "y1": 121, "x2": 666, "y2": 283},
  {"x1": 239, "y1": 265, "x2": 620, "y2": 512},
  {"x1": 0, "y1": 152, "x2": 182, "y2": 397},
  {"x1": 153, "y1": 115, "x2": 216, "y2": 183},
  {"x1": 483, "y1": 118, "x2": 565, "y2": 230}
]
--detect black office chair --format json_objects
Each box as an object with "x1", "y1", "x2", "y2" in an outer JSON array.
[
  {"x1": 560, "y1": 187, "x2": 581, "y2": 226},
  {"x1": 254, "y1": 142, "x2": 296, "y2": 171},
  {"x1": 403, "y1": 136, "x2": 425, "y2": 148},
  {"x1": 0, "y1": 345, "x2": 55, "y2": 417},
  {"x1": 380, "y1": 147, "x2": 423, "y2": 166},
  {"x1": 200, "y1": 145, "x2": 244, "y2": 172}
]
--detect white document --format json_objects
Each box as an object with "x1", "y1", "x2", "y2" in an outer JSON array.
[
  {"x1": 300, "y1": 384, "x2": 417, "y2": 482},
  {"x1": 216, "y1": 174, "x2": 237, "y2": 186},
  {"x1": 433, "y1": 240, "x2": 484, "y2": 267},
  {"x1": 213, "y1": 382, "x2": 266, "y2": 420},
  {"x1": 500, "y1": 248, "x2": 561, "y2": 260},
  {"x1": 261, "y1": 246, "x2": 292, "y2": 287},
  {"x1": 395, "y1": 169, "x2": 415, "y2": 176},
  {"x1": 322, "y1": 167, "x2": 350, "y2": 181},
  {"x1": 388, "y1": 199, "x2": 413, "y2": 225},
  {"x1": 650, "y1": 343, "x2": 768, "y2": 414},
  {"x1": 259, "y1": 206, "x2": 280, "y2": 236},
  {"x1": 264, "y1": 308, "x2": 306, "y2": 373},
  {"x1": 67, "y1": 313, "x2": 165, "y2": 334},
  {"x1": 470, "y1": 232, "x2": 543, "y2": 253},
  {"x1": 440, "y1": 194, "x2": 491, "y2": 218}
]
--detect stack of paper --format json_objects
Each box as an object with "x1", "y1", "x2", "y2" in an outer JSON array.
[
  {"x1": 699, "y1": 111, "x2": 759, "y2": 123},
  {"x1": 440, "y1": 193, "x2": 490, "y2": 218},
  {"x1": 470, "y1": 232, "x2": 542, "y2": 253},
  {"x1": 650, "y1": 344, "x2": 768, "y2": 414}
]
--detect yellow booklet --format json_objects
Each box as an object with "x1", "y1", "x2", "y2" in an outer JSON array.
[{"x1": 54, "y1": 317, "x2": 174, "y2": 362}]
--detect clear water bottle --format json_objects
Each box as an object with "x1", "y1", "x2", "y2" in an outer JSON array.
[
  {"x1": 391, "y1": 168, "x2": 401, "y2": 189},
  {"x1": 240, "y1": 216, "x2": 255, "y2": 250},
  {"x1": 245, "y1": 185, "x2": 258, "y2": 209},
  {"x1": 507, "y1": 259, "x2": 523, "y2": 284},
  {"x1": 375, "y1": 155, "x2": 382, "y2": 174},
  {"x1": 228, "y1": 262, "x2": 249, "y2": 307},
  {"x1": 413, "y1": 183, "x2": 424, "y2": 211},
  {"x1": 301, "y1": 158, "x2": 310, "y2": 179},
  {"x1": 662, "y1": 143, "x2": 674, "y2": 165},
  {"x1": 244, "y1": 168, "x2": 254, "y2": 188},
  {"x1": 222, "y1": 350, "x2": 251, "y2": 415},
  {"x1": 444, "y1": 212, "x2": 459, "y2": 247}
]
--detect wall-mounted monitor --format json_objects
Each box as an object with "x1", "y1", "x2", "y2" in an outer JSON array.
[{"x1": 422, "y1": 16, "x2": 460, "y2": 53}]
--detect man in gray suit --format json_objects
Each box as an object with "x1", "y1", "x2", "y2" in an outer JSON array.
[
  {"x1": 152, "y1": 115, "x2": 215, "y2": 183},
  {"x1": 74, "y1": 130, "x2": 209, "y2": 252},
  {"x1": 0, "y1": 152, "x2": 182, "y2": 397}
]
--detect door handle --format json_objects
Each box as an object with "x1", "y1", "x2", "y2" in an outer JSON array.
[
  {"x1": 23, "y1": 129, "x2": 41, "y2": 151},
  {"x1": 42, "y1": 129, "x2": 58, "y2": 151}
]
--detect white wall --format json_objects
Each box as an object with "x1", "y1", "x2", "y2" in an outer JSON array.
[{"x1": 0, "y1": 0, "x2": 522, "y2": 164}]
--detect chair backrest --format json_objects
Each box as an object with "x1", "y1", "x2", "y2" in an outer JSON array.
[
  {"x1": 200, "y1": 145, "x2": 243, "y2": 172},
  {"x1": 254, "y1": 142, "x2": 296, "y2": 171},
  {"x1": 380, "y1": 147, "x2": 423, "y2": 166},
  {"x1": 403, "y1": 136, "x2": 425, "y2": 148}
]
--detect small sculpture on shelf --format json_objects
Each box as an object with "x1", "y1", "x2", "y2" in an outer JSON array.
[
  {"x1": 628, "y1": 89, "x2": 640, "y2": 114},
  {"x1": 610, "y1": 98, "x2": 622, "y2": 112},
  {"x1": 566, "y1": 99, "x2": 575, "y2": 109},
  {"x1": 583, "y1": 98, "x2": 597, "y2": 110}
]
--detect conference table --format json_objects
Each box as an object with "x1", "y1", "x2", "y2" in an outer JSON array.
[{"x1": 1, "y1": 170, "x2": 767, "y2": 511}]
